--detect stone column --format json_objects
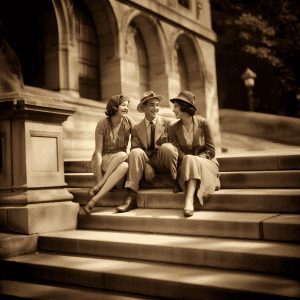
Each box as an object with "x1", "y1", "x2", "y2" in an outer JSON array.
[{"x1": 0, "y1": 93, "x2": 79, "y2": 234}]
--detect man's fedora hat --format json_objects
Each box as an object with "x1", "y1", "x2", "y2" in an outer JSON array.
[
  {"x1": 170, "y1": 90, "x2": 197, "y2": 111},
  {"x1": 137, "y1": 91, "x2": 163, "y2": 113}
]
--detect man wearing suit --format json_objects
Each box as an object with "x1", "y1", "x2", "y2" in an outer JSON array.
[{"x1": 116, "y1": 91, "x2": 178, "y2": 212}]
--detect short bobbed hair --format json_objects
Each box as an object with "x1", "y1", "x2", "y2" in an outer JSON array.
[
  {"x1": 105, "y1": 94, "x2": 129, "y2": 117},
  {"x1": 173, "y1": 99, "x2": 196, "y2": 116}
]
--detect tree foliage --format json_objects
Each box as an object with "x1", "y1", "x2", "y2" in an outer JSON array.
[{"x1": 211, "y1": 0, "x2": 300, "y2": 116}]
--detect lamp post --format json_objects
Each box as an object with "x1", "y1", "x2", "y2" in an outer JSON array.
[{"x1": 242, "y1": 68, "x2": 257, "y2": 111}]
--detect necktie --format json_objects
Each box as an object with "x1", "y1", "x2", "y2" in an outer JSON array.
[{"x1": 149, "y1": 121, "x2": 155, "y2": 151}]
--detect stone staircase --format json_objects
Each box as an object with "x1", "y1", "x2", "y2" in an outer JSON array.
[{"x1": 1, "y1": 153, "x2": 300, "y2": 299}]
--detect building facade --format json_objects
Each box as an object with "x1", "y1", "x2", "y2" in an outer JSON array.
[
  {"x1": 1, "y1": 0, "x2": 220, "y2": 235},
  {"x1": 1, "y1": 0, "x2": 220, "y2": 160}
]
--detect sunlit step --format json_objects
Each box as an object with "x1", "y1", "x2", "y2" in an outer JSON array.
[
  {"x1": 77, "y1": 208, "x2": 300, "y2": 243},
  {"x1": 38, "y1": 229, "x2": 300, "y2": 277},
  {"x1": 70, "y1": 187, "x2": 300, "y2": 213}
]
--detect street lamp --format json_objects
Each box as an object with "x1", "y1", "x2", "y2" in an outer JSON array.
[{"x1": 242, "y1": 68, "x2": 257, "y2": 111}]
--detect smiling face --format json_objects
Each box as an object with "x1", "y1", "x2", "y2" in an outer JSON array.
[
  {"x1": 172, "y1": 101, "x2": 183, "y2": 119},
  {"x1": 143, "y1": 99, "x2": 160, "y2": 121},
  {"x1": 116, "y1": 100, "x2": 129, "y2": 118}
]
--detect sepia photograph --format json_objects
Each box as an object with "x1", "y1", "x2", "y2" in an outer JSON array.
[{"x1": 0, "y1": 0, "x2": 299, "y2": 298}]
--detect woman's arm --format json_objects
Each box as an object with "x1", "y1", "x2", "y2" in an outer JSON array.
[
  {"x1": 94, "y1": 133, "x2": 104, "y2": 182},
  {"x1": 126, "y1": 116, "x2": 135, "y2": 152},
  {"x1": 200, "y1": 120, "x2": 215, "y2": 159},
  {"x1": 169, "y1": 121, "x2": 185, "y2": 161}
]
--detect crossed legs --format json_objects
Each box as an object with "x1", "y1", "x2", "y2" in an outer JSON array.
[
  {"x1": 89, "y1": 152, "x2": 128, "y2": 196},
  {"x1": 80, "y1": 152, "x2": 129, "y2": 215}
]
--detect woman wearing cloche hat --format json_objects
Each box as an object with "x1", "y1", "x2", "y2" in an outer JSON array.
[
  {"x1": 169, "y1": 90, "x2": 220, "y2": 217},
  {"x1": 79, "y1": 94, "x2": 134, "y2": 215}
]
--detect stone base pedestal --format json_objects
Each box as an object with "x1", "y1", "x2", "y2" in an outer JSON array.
[
  {"x1": 0, "y1": 188, "x2": 73, "y2": 205},
  {"x1": 0, "y1": 92, "x2": 77, "y2": 235},
  {"x1": 0, "y1": 202, "x2": 79, "y2": 235},
  {"x1": 0, "y1": 233, "x2": 38, "y2": 259}
]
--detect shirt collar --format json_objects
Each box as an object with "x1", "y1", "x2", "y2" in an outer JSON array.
[{"x1": 145, "y1": 117, "x2": 157, "y2": 127}]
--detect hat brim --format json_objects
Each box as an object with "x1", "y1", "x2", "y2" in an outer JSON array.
[
  {"x1": 137, "y1": 95, "x2": 163, "y2": 113},
  {"x1": 170, "y1": 97, "x2": 197, "y2": 111}
]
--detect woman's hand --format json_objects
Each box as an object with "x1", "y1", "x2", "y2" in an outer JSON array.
[
  {"x1": 199, "y1": 152, "x2": 209, "y2": 159},
  {"x1": 145, "y1": 163, "x2": 155, "y2": 182}
]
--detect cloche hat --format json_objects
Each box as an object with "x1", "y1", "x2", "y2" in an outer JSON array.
[{"x1": 170, "y1": 90, "x2": 197, "y2": 111}]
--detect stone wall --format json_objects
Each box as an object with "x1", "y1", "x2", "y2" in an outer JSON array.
[{"x1": 1, "y1": 0, "x2": 220, "y2": 159}]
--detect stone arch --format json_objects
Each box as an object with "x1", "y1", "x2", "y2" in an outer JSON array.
[
  {"x1": 81, "y1": 0, "x2": 119, "y2": 100},
  {"x1": 173, "y1": 32, "x2": 206, "y2": 115},
  {"x1": 0, "y1": 0, "x2": 59, "y2": 91},
  {"x1": 52, "y1": 0, "x2": 118, "y2": 100},
  {"x1": 121, "y1": 11, "x2": 169, "y2": 107},
  {"x1": 74, "y1": 0, "x2": 100, "y2": 100}
]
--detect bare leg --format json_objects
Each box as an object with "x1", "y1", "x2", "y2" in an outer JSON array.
[
  {"x1": 184, "y1": 179, "x2": 197, "y2": 217},
  {"x1": 89, "y1": 152, "x2": 128, "y2": 196},
  {"x1": 81, "y1": 162, "x2": 128, "y2": 214},
  {"x1": 98, "y1": 152, "x2": 127, "y2": 188},
  {"x1": 92, "y1": 162, "x2": 128, "y2": 203}
]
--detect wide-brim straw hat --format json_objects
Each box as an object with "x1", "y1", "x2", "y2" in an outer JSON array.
[
  {"x1": 170, "y1": 90, "x2": 197, "y2": 111},
  {"x1": 137, "y1": 91, "x2": 163, "y2": 113}
]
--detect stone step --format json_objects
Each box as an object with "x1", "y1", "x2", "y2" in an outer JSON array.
[
  {"x1": 70, "y1": 188, "x2": 300, "y2": 213},
  {"x1": 77, "y1": 208, "x2": 300, "y2": 243},
  {"x1": 65, "y1": 170, "x2": 300, "y2": 189},
  {"x1": 37, "y1": 230, "x2": 300, "y2": 277},
  {"x1": 3, "y1": 252, "x2": 300, "y2": 299},
  {"x1": 217, "y1": 153, "x2": 300, "y2": 171},
  {"x1": 220, "y1": 170, "x2": 300, "y2": 188},
  {"x1": 0, "y1": 279, "x2": 151, "y2": 299},
  {"x1": 0, "y1": 233, "x2": 38, "y2": 259},
  {"x1": 64, "y1": 153, "x2": 300, "y2": 173}
]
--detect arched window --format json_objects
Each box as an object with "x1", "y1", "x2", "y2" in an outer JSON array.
[
  {"x1": 125, "y1": 23, "x2": 150, "y2": 102},
  {"x1": 176, "y1": 44, "x2": 189, "y2": 91},
  {"x1": 175, "y1": 34, "x2": 205, "y2": 114},
  {"x1": 135, "y1": 27, "x2": 150, "y2": 94},
  {"x1": 75, "y1": 0, "x2": 100, "y2": 100}
]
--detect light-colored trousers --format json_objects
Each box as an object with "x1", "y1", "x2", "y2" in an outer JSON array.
[{"x1": 125, "y1": 143, "x2": 178, "y2": 192}]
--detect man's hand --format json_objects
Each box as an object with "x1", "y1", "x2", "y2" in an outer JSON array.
[
  {"x1": 144, "y1": 163, "x2": 155, "y2": 182},
  {"x1": 157, "y1": 133, "x2": 168, "y2": 145}
]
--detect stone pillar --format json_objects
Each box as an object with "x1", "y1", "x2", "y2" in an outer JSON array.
[{"x1": 0, "y1": 93, "x2": 79, "y2": 234}]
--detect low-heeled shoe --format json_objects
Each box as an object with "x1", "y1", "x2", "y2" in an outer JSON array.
[
  {"x1": 183, "y1": 209, "x2": 194, "y2": 217},
  {"x1": 116, "y1": 196, "x2": 137, "y2": 213}
]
